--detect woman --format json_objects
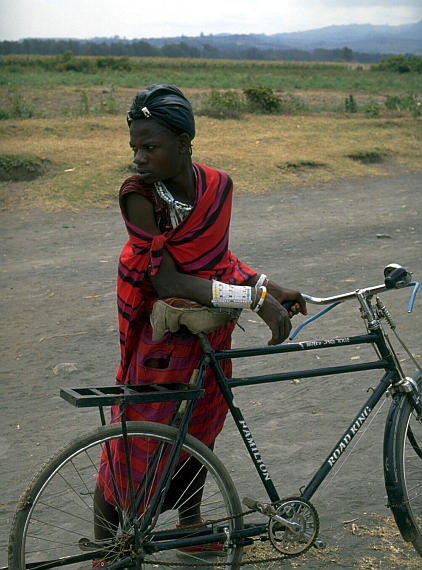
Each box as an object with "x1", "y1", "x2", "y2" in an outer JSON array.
[{"x1": 93, "y1": 84, "x2": 306, "y2": 559}]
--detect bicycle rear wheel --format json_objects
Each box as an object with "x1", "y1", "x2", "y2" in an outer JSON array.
[
  {"x1": 8, "y1": 421, "x2": 244, "y2": 569},
  {"x1": 384, "y1": 371, "x2": 422, "y2": 556}
]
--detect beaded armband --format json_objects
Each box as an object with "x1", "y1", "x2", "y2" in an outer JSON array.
[{"x1": 211, "y1": 281, "x2": 253, "y2": 309}]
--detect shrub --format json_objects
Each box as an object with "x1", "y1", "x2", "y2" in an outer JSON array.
[
  {"x1": 364, "y1": 101, "x2": 381, "y2": 118},
  {"x1": 76, "y1": 90, "x2": 90, "y2": 116},
  {"x1": 345, "y1": 94, "x2": 358, "y2": 113},
  {"x1": 385, "y1": 92, "x2": 421, "y2": 117},
  {"x1": 0, "y1": 89, "x2": 36, "y2": 119},
  {"x1": 199, "y1": 90, "x2": 245, "y2": 118},
  {"x1": 96, "y1": 56, "x2": 132, "y2": 71},
  {"x1": 277, "y1": 160, "x2": 325, "y2": 170},
  {"x1": 375, "y1": 55, "x2": 422, "y2": 74},
  {"x1": 347, "y1": 149, "x2": 388, "y2": 164},
  {"x1": 243, "y1": 86, "x2": 282, "y2": 114},
  {"x1": 96, "y1": 87, "x2": 119, "y2": 115}
]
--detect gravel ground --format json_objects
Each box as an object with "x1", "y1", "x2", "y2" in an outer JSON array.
[{"x1": 1, "y1": 170, "x2": 421, "y2": 568}]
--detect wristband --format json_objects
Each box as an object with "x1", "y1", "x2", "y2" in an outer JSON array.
[
  {"x1": 211, "y1": 280, "x2": 253, "y2": 309},
  {"x1": 252, "y1": 285, "x2": 267, "y2": 313},
  {"x1": 255, "y1": 273, "x2": 269, "y2": 289}
]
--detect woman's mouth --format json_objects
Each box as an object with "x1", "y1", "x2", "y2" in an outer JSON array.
[{"x1": 136, "y1": 169, "x2": 153, "y2": 179}]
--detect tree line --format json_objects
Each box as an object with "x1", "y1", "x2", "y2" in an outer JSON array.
[{"x1": 0, "y1": 38, "x2": 387, "y2": 63}]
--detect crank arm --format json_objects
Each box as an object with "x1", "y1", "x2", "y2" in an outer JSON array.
[{"x1": 243, "y1": 497, "x2": 301, "y2": 534}]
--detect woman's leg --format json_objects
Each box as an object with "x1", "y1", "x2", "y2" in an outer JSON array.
[{"x1": 93, "y1": 484, "x2": 119, "y2": 541}]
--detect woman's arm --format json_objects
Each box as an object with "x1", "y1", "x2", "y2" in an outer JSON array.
[
  {"x1": 124, "y1": 192, "x2": 213, "y2": 304},
  {"x1": 124, "y1": 192, "x2": 305, "y2": 344}
]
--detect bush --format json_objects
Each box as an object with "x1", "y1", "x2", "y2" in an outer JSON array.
[
  {"x1": 76, "y1": 90, "x2": 90, "y2": 116},
  {"x1": 96, "y1": 87, "x2": 119, "y2": 115},
  {"x1": 243, "y1": 86, "x2": 282, "y2": 114},
  {"x1": 347, "y1": 149, "x2": 388, "y2": 164},
  {"x1": 0, "y1": 89, "x2": 36, "y2": 119},
  {"x1": 385, "y1": 92, "x2": 421, "y2": 117},
  {"x1": 51, "y1": 51, "x2": 95, "y2": 73},
  {"x1": 375, "y1": 55, "x2": 422, "y2": 74},
  {"x1": 199, "y1": 90, "x2": 246, "y2": 118},
  {"x1": 364, "y1": 101, "x2": 381, "y2": 118},
  {"x1": 96, "y1": 56, "x2": 133, "y2": 71},
  {"x1": 345, "y1": 94, "x2": 358, "y2": 113}
]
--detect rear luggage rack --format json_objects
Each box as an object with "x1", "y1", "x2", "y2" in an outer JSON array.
[{"x1": 60, "y1": 383, "x2": 204, "y2": 408}]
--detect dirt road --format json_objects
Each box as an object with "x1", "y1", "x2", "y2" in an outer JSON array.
[{"x1": 1, "y1": 170, "x2": 421, "y2": 568}]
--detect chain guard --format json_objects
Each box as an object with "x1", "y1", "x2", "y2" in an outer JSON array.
[{"x1": 268, "y1": 496, "x2": 319, "y2": 556}]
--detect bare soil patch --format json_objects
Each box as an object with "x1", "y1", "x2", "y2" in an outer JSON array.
[{"x1": 1, "y1": 170, "x2": 421, "y2": 568}]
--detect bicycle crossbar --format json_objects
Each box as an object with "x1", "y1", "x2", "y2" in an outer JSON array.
[
  {"x1": 228, "y1": 360, "x2": 390, "y2": 388},
  {"x1": 215, "y1": 333, "x2": 378, "y2": 360},
  {"x1": 60, "y1": 383, "x2": 204, "y2": 407}
]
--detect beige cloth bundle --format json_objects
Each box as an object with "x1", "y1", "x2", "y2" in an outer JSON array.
[{"x1": 151, "y1": 298, "x2": 241, "y2": 341}]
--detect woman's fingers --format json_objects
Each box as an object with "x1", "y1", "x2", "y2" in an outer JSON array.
[{"x1": 259, "y1": 295, "x2": 292, "y2": 345}]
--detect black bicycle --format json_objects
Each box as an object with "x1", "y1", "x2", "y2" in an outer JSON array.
[{"x1": 8, "y1": 263, "x2": 421, "y2": 569}]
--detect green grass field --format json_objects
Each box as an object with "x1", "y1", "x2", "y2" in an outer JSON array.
[
  {"x1": 0, "y1": 56, "x2": 421, "y2": 211},
  {"x1": 1, "y1": 55, "x2": 422, "y2": 92}
]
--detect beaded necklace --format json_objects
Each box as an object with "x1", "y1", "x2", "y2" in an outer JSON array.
[{"x1": 153, "y1": 170, "x2": 196, "y2": 228}]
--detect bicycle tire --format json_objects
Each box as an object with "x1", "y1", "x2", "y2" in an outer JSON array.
[
  {"x1": 8, "y1": 421, "x2": 244, "y2": 569},
  {"x1": 384, "y1": 371, "x2": 422, "y2": 556}
]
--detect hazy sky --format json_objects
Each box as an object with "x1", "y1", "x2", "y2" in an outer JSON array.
[{"x1": 0, "y1": 0, "x2": 421, "y2": 41}]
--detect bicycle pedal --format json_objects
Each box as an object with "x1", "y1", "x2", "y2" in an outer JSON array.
[
  {"x1": 313, "y1": 537, "x2": 326, "y2": 549},
  {"x1": 243, "y1": 496, "x2": 272, "y2": 515}
]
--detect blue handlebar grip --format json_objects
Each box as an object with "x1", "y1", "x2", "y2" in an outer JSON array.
[{"x1": 408, "y1": 281, "x2": 419, "y2": 313}]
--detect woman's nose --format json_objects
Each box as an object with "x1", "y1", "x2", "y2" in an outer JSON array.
[{"x1": 134, "y1": 149, "x2": 147, "y2": 164}]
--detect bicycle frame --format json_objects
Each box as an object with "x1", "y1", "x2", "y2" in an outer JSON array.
[
  {"x1": 102, "y1": 285, "x2": 420, "y2": 552},
  {"x1": 56, "y1": 275, "x2": 420, "y2": 563},
  {"x1": 196, "y1": 324, "x2": 402, "y2": 505}
]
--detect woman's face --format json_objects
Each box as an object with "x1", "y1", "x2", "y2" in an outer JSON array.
[{"x1": 129, "y1": 119, "x2": 187, "y2": 184}]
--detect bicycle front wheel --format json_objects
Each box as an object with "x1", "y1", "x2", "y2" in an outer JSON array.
[
  {"x1": 384, "y1": 371, "x2": 422, "y2": 556},
  {"x1": 8, "y1": 421, "x2": 244, "y2": 569}
]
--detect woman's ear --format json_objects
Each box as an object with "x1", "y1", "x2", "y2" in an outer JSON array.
[{"x1": 177, "y1": 132, "x2": 192, "y2": 154}]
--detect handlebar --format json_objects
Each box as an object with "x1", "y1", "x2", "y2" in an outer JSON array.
[{"x1": 289, "y1": 264, "x2": 419, "y2": 340}]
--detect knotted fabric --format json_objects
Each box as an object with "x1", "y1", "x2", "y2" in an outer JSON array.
[{"x1": 127, "y1": 84, "x2": 195, "y2": 140}]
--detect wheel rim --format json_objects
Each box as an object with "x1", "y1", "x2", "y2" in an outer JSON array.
[
  {"x1": 16, "y1": 425, "x2": 243, "y2": 569},
  {"x1": 403, "y1": 408, "x2": 422, "y2": 533}
]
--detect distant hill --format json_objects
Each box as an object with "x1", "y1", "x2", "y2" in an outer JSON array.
[
  {"x1": 2, "y1": 21, "x2": 421, "y2": 61},
  {"x1": 143, "y1": 20, "x2": 422, "y2": 56},
  {"x1": 269, "y1": 21, "x2": 422, "y2": 54}
]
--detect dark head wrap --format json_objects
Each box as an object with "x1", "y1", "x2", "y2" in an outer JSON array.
[{"x1": 127, "y1": 84, "x2": 195, "y2": 141}]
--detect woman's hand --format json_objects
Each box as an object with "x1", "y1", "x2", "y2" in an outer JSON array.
[
  {"x1": 256, "y1": 293, "x2": 293, "y2": 345},
  {"x1": 252, "y1": 280, "x2": 307, "y2": 345},
  {"x1": 267, "y1": 281, "x2": 307, "y2": 318}
]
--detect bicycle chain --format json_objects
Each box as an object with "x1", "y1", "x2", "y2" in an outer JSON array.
[
  {"x1": 139, "y1": 506, "x2": 299, "y2": 567},
  {"x1": 142, "y1": 551, "x2": 290, "y2": 567}
]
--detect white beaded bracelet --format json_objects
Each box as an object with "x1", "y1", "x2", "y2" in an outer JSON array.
[
  {"x1": 255, "y1": 273, "x2": 269, "y2": 289},
  {"x1": 211, "y1": 280, "x2": 253, "y2": 309},
  {"x1": 252, "y1": 285, "x2": 267, "y2": 313}
]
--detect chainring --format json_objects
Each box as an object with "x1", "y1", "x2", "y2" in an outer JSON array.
[{"x1": 268, "y1": 496, "x2": 319, "y2": 556}]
